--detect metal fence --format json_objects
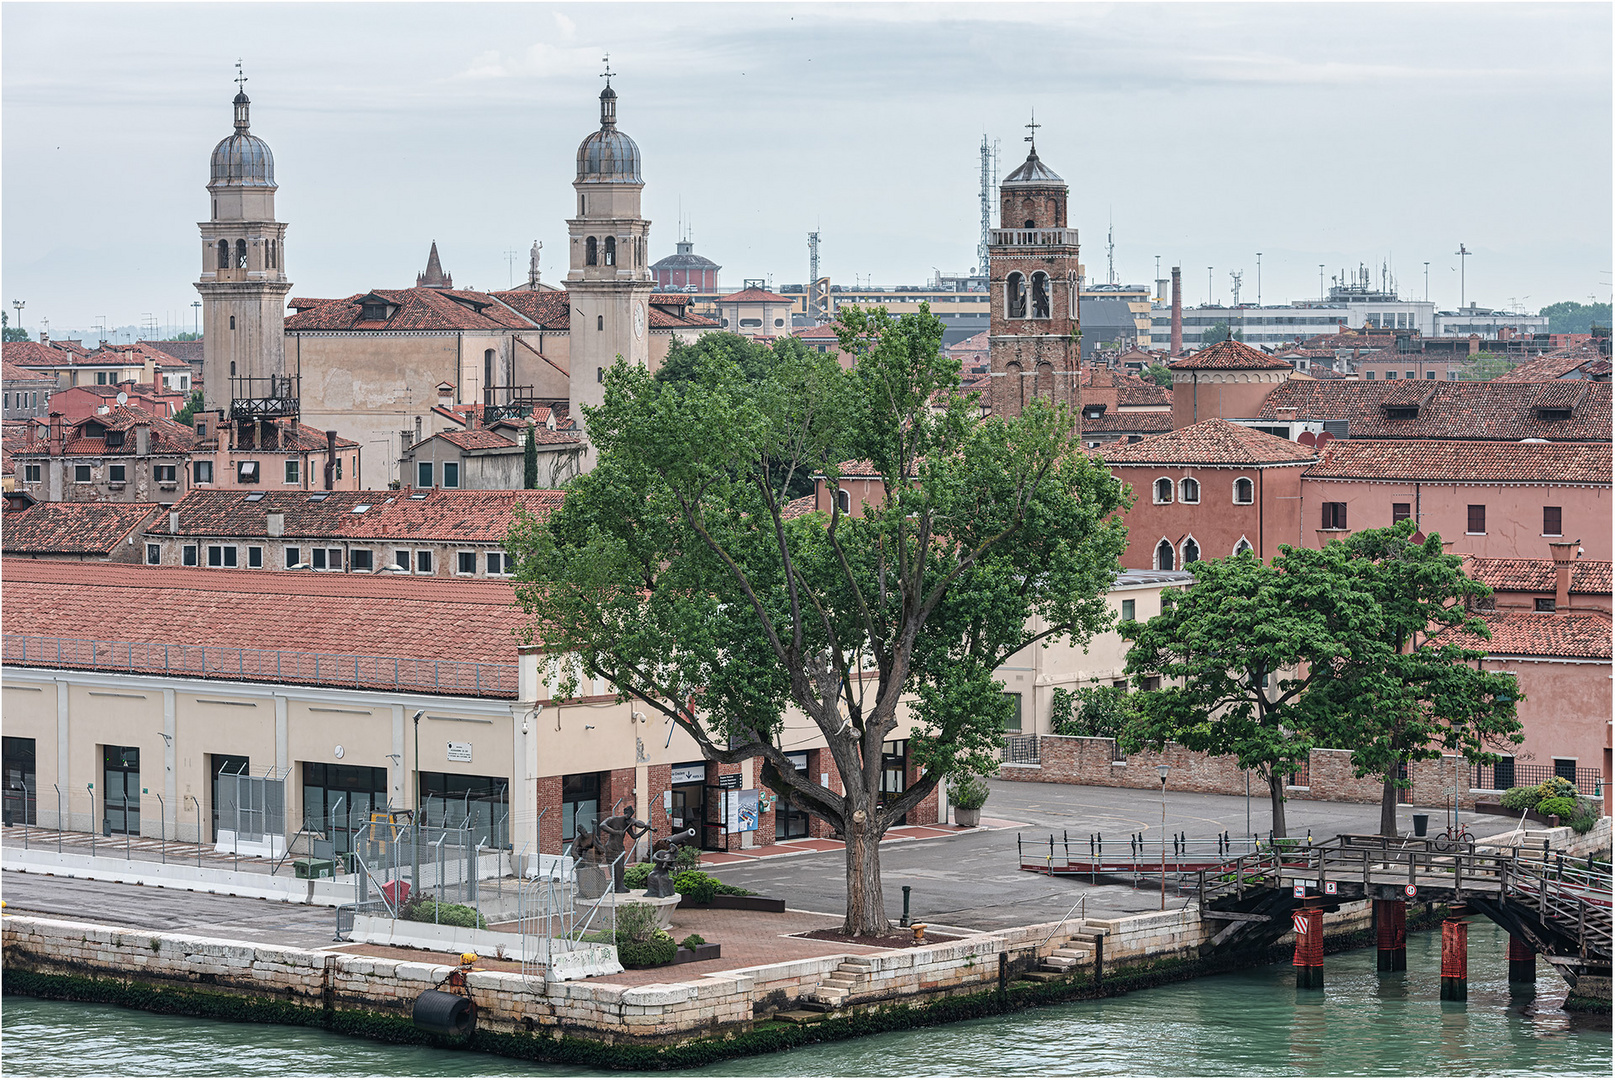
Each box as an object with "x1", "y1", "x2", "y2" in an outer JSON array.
[
  {"x1": 2, "y1": 633, "x2": 519, "y2": 698},
  {"x1": 217, "y1": 766, "x2": 288, "y2": 848},
  {"x1": 1472, "y1": 761, "x2": 1603, "y2": 797},
  {"x1": 1002, "y1": 734, "x2": 1040, "y2": 765}
]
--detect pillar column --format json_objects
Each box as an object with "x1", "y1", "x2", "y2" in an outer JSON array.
[
  {"x1": 1293, "y1": 908, "x2": 1324, "y2": 989},
  {"x1": 1507, "y1": 934, "x2": 1537, "y2": 985},
  {"x1": 1440, "y1": 918, "x2": 1469, "y2": 1001},
  {"x1": 1375, "y1": 898, "x2": 1407, "y2": 972}
]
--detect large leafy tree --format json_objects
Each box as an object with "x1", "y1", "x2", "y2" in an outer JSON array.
[
  {"x1": 510, "y1": 304, "x2": 1127, "y2": 935},
  {"x1": 1539, "y1": 300, "x2": 1612, "y2": 335},
  {"x1": 1302, "y1": 524, "x2": 1522, "y2": 835},
  {"x1": 1120, "y1": 549, "x2": 1382, "y2": 838}
]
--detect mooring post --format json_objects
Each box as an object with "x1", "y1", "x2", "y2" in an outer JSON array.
[
  {"x1": 1375, "y1": 898, "x2": 1407, "y2": 972},
  {"x1": 1507, "y1": 933, "x2": 1537, "y2": 985},
  {"x1": 1440, "y1": 917, "x2": 1469, "y2": 1001},
  {"x1": 1294, "y1": 907, "x2": 1324, "y2": 990},
  {"x1": 901, "y1": 885, "x2": 912, "y2": 928},
  {"x1": 998, "y1": 951, "x2": 1008, "y2": 1003},
  {"x1": 1094, "y1": 931, "x2": 1104, "y2": 985}
]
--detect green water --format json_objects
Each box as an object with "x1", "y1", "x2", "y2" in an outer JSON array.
[{"x1": 2, "y1": 921, "x2": 1608, "y2": 1076}]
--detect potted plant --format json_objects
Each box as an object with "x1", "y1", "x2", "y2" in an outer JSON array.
[{"x1": 951, "y1": 774, "x2": 991, "y2": 827}]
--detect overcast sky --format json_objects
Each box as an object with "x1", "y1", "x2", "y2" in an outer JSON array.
[{"x1": 3, "y1": 1, "x2": 1610, "y2": 337}]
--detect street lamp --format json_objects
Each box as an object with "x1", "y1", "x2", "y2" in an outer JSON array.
[
  {"x1": 1158, "y1": 763, "x2": 1169, "y2": 911},
  {"x1": 11, "y1": 300, "x2": 24, "y2": 335},
  {"x1": 192, "y1": 301, "x2": 201, "y2": 338}
]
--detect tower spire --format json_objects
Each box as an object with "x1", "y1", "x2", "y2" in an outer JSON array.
[
  {"x1": 1024, "y1": 110, "x2": 1040, "y2": 155},
  {"x1": 598, "y1": 54, "x2": 617, "y2": 128},
  {"x1": 233, "y1": 59, "x2": 251, "y2": 132}
]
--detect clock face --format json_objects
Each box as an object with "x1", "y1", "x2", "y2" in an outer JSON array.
[{"x1": 633, "y1": 301, "x2": 645, "y2": 340}]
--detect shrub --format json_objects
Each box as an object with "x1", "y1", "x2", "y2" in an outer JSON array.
[
  {"x1": 622, "y1": 862, "x2": 652, "y2": 890},
  {"x1": 673, "y1": 844, "x2": 702, "y2": 872},
  {"x1": 1535, "y1": 796, "x2": 1578, "y2": 821},
  {"x1": 614, "y1": 901, "x2": 662, "y2": 943},
  {"x1": 616, "y1": 929, "x2": 676, "y2": 968},
  {"x1": 1500, "y1": 786, "x2": 1539, "y2": 812},
  {"x1": 950, "y1": 774, "x2": 991, "y2": 811},
  {"x1": 714, "y1": 880, "x2": 756, "y2": 897},
  {"x1": 1535, "y1": 777, "x2": 1579, "y2": 803},
  {"x1": 680, "y1": 934, "x2": 706, "y2": 950},
  {"x1": 399, "y1": 900, "x2": 486, "y2": 929},
  {"x1": 674, "y1": 870, "x2": 719, "y2": 904},
  {"x1": 1563, "y1": 798, "x2": 1601, "y2": 834}
]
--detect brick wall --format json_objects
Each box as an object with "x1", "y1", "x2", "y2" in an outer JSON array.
[{"x1": 536, "y1": 775, "x2": 563, "y2": 854}]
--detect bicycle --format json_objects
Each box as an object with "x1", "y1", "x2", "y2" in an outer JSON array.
[{"x1": 1430, "y1": 822, "x2": 1475, "y2": 853}]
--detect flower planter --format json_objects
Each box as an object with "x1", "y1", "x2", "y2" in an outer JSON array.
[
  {"x1": 671, "y1": 942, "x2": 722, "y2": 964},
  {"x1": 676, "y1": 894, "x2": 785, "y2": 912},
  {"x1": 953, "y1": 806, "x2": 982, "y2": 828}
]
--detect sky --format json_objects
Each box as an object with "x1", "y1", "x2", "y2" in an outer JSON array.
[{"x1": 2, "y1": 1, "x2": 1610, "y2": 338}]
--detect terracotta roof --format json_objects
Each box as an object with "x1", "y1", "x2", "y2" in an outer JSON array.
[
  {"x1": 793, "y1": 324, "x2": 843, "y2": 341},
  {"x1": 780, "y1": 494, "x2": 818, "y2": 519},
  {"x1": 437, "y1": 429, "x2": 520, "y2": 451},
  {"x1": 489, "y1": 290, "x2": 570, "y2": 329},
  {"x1": 830, "y1": 459, "x2": 882, "y2": 478},
  {"x1": 1303, "y1": 439, "x2": 1610, "y2": 484},
  {"x1": 1255, "y1": 380, "x2": 1612, "y2": 442},
  {"x1": 11, "y1": 404, "x2": 201, "y2": 458},
  {"x1": 3, "y1": 341, "x2": 96, "y2": 367},
  {"x1": 1492, "y1": 348, "x2": 1609, "y2": 383},
  {"x1": 138, "y1": 340, "x2": 204, "y2": 363},
  {"x1": 1, "y1": 501, "x2": 159, "y2": 555},
  {"x1": 284, "y1": 288, "x2": 536, "y2": 332},
  {"x1": 1169, "y1": 339, "x2": 1293, "y2": 371},
  {"x1": 3, "y1": 360, "x2": 56, "y2": 382},
  {"x1": 1465, "y1": 558, "x2": 1613, "y2": 596},
  {"x1": 945, "y1": 330, "x2": 989, "y2": 353},
  {"x1": 1435, "y1": 611, "x2": 1612, "y2": 661},
  {"x1": 147, "y1": 488, "x2": 565, "y2": 544},
  {"x1": 1079, "y1": 413, "x2": 1173, "y2": 434},
  {"x1": 647, "y1": 302, "x2": 718, "y2": 330},
  {"x1": 0, "y1": 560, "x2": 532, "y2": 695},
  {"x1": 717, "y1": 286, "x2": 796, "y2": 304},
  {"x1": 1099, "y1": 418, "x2": 1318, "y2": 466}
]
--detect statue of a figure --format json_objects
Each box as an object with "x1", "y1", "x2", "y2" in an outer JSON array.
[
  {"x1": 596, "y1": 802, "x2": 652, "y2": 892},
  {"x1": 646, "y1": 828, "x2": 697, "y2": 898},
  {"x1": 529, "y1": 240, "x2": 542, "y2": 287}
]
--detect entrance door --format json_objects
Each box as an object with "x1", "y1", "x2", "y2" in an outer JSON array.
[
  {"x1": 775, "y1": 753, "x2": 811, "y2": 840},
  {"x1": 210, "y1": 755, "x2": 250, "y2": 842},
  {"x1": 3, "y1": 736, "x2": 37, "y2": 826},
  {"x1": 880, "y1": 740, "x2": 908, "y2": 827},
  {"x1": 704, "y1": 784, "x2": 730, "y2": 851},
  {"x1": 102, "y1": 745, "x2": 140, "y2": 835},
  {"x1": 669, "y1": 762, "x2": 708, "y2": 847},
  {"x1": 302, "y1": 762, "x2": 388, "y2": 857}
]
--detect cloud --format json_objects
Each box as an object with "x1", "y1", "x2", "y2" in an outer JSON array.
[{"x1": 451, "y1": 40, "x2": 603, "y2": 82}]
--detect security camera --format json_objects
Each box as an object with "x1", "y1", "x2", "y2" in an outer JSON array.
[{"x1": 412, "y1": 709, "x2": 424, "y2": 722}]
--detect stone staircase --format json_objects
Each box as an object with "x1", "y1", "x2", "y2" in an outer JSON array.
[
  {"x1": 1019, "y1": 929, "x2": 1098, "y2": 983},
  {"x1": 805, "y1": 956, "x2": 877, "y2": 1009}
]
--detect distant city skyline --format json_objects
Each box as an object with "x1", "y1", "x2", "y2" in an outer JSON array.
[{"x1": 3, "y1": 2, "x2": 1609, "y2": 332}]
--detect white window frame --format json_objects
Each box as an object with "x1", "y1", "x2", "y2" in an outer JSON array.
[
  {"x1": 1180, "y1": 534, "x2": 1202, "y2": 566},
  {"x1": 416, "y1": 549, "x2": 434, "y2": 574},
  {"x1": 349, "y1": 548, "x2": 374, "y2": 572},
  {"x1": 1179, "y1": 477, "x2": 1200, "y2": 504},
  {"x1": 456, "y1": 550, "x2": 477, "y2": 576},
  {"x1": 285, "y1": 459, "x2": 300, "y2": 484},
  {"x1": 1232, "y1": 477, "x2": 1253, "y2": 505},
  {"x1": 247, "y1": 545, "x2": 264, "y2": 569},
  {"x1": 74, "y1": 464, "x2": 93, "y2": 483},
  {"x1": 146, "y1": 543, "x2": 161, "y2": 565},
  {"x1": 1153, "y1": 477, "x2": 1173, "y2": 505},
  {"x1": 443, "y1": 461, "x2": 460, "y2": 489},
  {"x1": 193, "y1": 460, "x2": 213, "y2": 484},
  {"x1": 182, "y1": 544, "x2": 199, "y2": 567}
]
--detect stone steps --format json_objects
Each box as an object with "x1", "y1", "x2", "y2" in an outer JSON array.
[{"x1": 806, "y1": 956, "x2": 876, "y2": 1008}]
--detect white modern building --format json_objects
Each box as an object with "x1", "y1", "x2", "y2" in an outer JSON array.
[{"x1": 1434, "y1": 304, "x2": 1550, "y2": 337}]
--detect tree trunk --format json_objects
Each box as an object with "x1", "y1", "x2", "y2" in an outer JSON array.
[
  {"x1": 840, "y1": 802, "x2": 891, "y2": 937},
  {"x1": 1268, "y1": 771, "x2": 1288, "y2": 840},
  {"x1": 1379, "y1": 777, "x2": 1400, "y2": 837}
]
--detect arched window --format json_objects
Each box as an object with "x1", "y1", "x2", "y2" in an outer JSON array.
[
  {"x1": 1182, "y1": 538, "x2": 1200, "y2": 565},
  {"x1": 597, "y1": 314, "x2": 604, "y2": 331},
  {"x1": 1007, "y1": 273, "x2": 1027, "y2": 319},
  {"x1": 604, "y1": 237, "x2": 616, "y2": 266},
  {"x1": 1180, "y1": 478, "x2": 1200, "y2": 504},
  {"x1": 1234, "y1": 477, "x2": 1253, "y2": 504},
  {"x1": 1154, "y1": 478, "x2": 1173, "y2": 504},
  {"x1": 1049, "y1": 197, "x2": 1061, "y2": 225},
  {"x1": 1155, "y1": 540, "x2": 1175, "y2": 571},
  {"x1": 836, "y1": 488, "x2": 851, "y2": 513},
  {"x1": 229, "y1": 361, "x2": 236, "y2": 376},
  {"x1": 216, "y1": 240, "x2": 229, "y2": 269},
  {"x1": 1036, "y1": 361, "x2": 1054, "y2": 399},
  {"x1": 1031, "y1": 272, "x2": 1051, "y2": 319},
  {"x1": 270, "y1": 240, "x2": 278, "y2": 269},
  {"x1": 585, "y1": 237, "x2": 598, "y2": 266},
  {"x1": 1233, "y1": 538, "x2": 1253, "y2": 556},
  {"x1": 229, "y1": 316, "x2": 236, "y2": 331},
  {"x1": 1023, "y1": 218, "x2": 1035, "y2": 229},
  {"x1": 236, "y1": 239, "x2": 248, "y2": 268}
]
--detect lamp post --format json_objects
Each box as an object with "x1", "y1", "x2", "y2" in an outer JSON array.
[
  {"x1": 192, "y1": 301, "x2": 201, "y2": 338},
  {"x1": 1158, "y1": 763, "x2": 1169, "y2": 911}
]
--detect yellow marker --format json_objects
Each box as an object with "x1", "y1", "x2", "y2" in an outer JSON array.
[{"x1": 461, "y1": 952, "x2": 478, "y2": 966}]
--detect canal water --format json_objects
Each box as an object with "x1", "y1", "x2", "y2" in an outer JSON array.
[{"x1": 2, "y1": 921, "x2": 1608, "y2": 1076}]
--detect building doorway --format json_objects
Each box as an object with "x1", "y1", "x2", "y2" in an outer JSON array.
[
  {"x1": 775, "y1": 752, "x2": 812, "y2": 840},
  {"x1": 561, "y1": 771, "x2": 602, "y2": 850},
  {"x1": 210, "y1": 754, "x2": 250, "y2": 842},
  {"x1": 418, "y1": 771, "x2": 510, "y2": 848},
  {"x1": 669, "y1": 762, "x2": 708, "y2": 846},
  {"x1": 880, "y1": 740, "x2": 908, "y2": 827},
  {"x1": 302, "y1": 761, "x2": 389, "y2": 856},
  {"x1": 102, "y1": 745, "x2": 140, "y2": 835},
  {"x1": 3, "y1": 736, "x2": 37, "y2": 826}
]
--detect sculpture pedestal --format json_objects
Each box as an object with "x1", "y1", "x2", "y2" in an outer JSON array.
[{"x1": 594, "y1": 889, "x2": 681, "y2": 929}]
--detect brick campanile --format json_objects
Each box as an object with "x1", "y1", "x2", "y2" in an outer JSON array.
[{"x1": 987, "y1": 123, "x2": 1081, "y2": 430}]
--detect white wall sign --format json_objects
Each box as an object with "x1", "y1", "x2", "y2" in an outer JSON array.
[{"x1": 446, "y1": 741, "x2": 472, "y2": 763}]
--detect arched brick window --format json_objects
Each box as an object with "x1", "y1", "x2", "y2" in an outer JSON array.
[
  {"x1": 1007, "y1": 273, "x2": 1027, "y2": 319},
  {"x1": 216, "y1": 240, "x2": 229, "y2": 269},
  {"x1": 586, "y1": 237, "x2": 598, "y2": 266},
  {"x1": 1031, "y1": 272, "x2": 1051, "y2": 319},
  {"x1": 1155, "y1": 539, "x2": 1175, "y2": 571}
]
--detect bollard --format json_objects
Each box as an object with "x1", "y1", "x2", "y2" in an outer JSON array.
[
  {"x1": 901, "y1": 885, "x2": 912, "y2": 928},
  {"x1": 1293, "y1": 908, "x2": 1324, "y2": 989},
  {"x1": 1440, "y1": 918, "x2": 1469, "y2": 1001},
  {"x1": 1375, "y1": 898, "x2": 1407, "y2": 972},
  {"x1": 1507, "y1": 934, "x2": 1537, "y2": 985}
]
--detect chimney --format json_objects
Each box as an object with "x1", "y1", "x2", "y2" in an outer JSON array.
[
  {"x1": 1275, "y1": 407, "x2": 1298, "y2": 422},
  {"x1": 134, "y1": 422, "x2": 151, "y2": 457},
  {"x1": 169, "y1": 509, "x2": 180, "y2": 534},
  {"x1": 266, "y1": 510, "x2": 285, "y2": 538},
  {"x1": 1170, "y1": 267, "x2": 1183, "y2": 356},
  {"x1": 324, "y1": 430, "x2": 337, "y2": 491},
  {"x1": 25, "y1": 421, "x2": 37, "y2": 451},
  {"x1": 48, "y1": 411, "x2": 64, "y2": 456},
  {"x1": 1547, "y1": 540, "x2": 1578, "y2": 614}
]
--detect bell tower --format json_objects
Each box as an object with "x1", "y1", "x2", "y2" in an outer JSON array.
[
  {"x1": 195, "y1": 65, "x2": 293, "y2": 420},
  {"x1": 987, "y1": 114, "x2": 1081, "y2": 427},
  {"x1": 566, "y1": 60, "x2": 654, "y2": 439}
]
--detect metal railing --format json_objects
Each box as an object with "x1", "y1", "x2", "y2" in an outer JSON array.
[
  {"x1": 1471, "y1": 761, "x2": 1604, "y2": 797},
  {"x1": 989, "y1": 228, "x2": 1080, "y2": 248},
  {"x1": 1002, "y1": 734, "x2": 1040, "y2": 765},
  {"x1": 3, "y1": 634, "x2": 519, "y2": 699}
]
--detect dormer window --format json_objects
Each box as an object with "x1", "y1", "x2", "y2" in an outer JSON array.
[
  {"x1": 104, "y1": 429, "x2": 126, "y2": 449},
  {"x1": 361, "y1": 302, "x2": 388, "y2": 321},
  {"x1": 1536, "y1": 407, "x2": 1572, "y2": 422},
  {"x1": 1384, "y1": 405, "x2": 1419, "y2": 420}
]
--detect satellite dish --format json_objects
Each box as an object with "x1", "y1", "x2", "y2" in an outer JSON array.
[
  {"x1": 116, "y1": 391, "x2": 128, "y2": 405},
  {"x1": 1297, "y1": 431, "x2": 1317, "y2": 447},
  {"x1": 1314, "y1": 432, "x2": 1334, "y2": 449}
]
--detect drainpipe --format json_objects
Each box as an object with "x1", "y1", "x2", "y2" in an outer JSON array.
[{"x1": 324, "y1": 431, "x2": 336, "y2": 491}]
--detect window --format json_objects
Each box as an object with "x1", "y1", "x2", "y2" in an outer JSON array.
[
  {"x1": 96, "y1": 371, "x2": 110, "y2": 385},
  {"x1": 1182, "y1": 538, "x2": 1200, "y2": 564},
  {"x1": 1405, "y1": 371, "x2": 1416, "y2": 381},
  {"x1": 1002, "y1": 692, "x2": 1022, "y2": 732},
  {"x1": 311, "y1": 548, "x2": 327, "y2": 570},
  {"x1": 286, "y1": 546, "x2": 302, "y2": 568},
  {"x1": 1153, "y1": 477, "x2": 1173, "y2": 504},
  {"x1": 597, "y1": 315, "x2": 604, "y2": 331},
  {"x1": 1392, "y1": 502, "x2": 1411, "y2": 524},
  {"x1": 416, "y1": 550, "x2": 433, "y2": 573},
  {"x1": 1233, "y1": 477, "x2": 1253, "y2": 504},
  {"x1": 108, "y1": 464, "x2": 126, "y2": 483},
  {"x1": 206, "y1": 545, "x2": 237, "y2": 568},
  {"x1": 1425, "y1": 370, "x2": 1436, "y2": 380},
  {"x1": 585, "y1": 236, "x2": 598, "y2": 266},
  {"x1": 1385, "y1": 370, "x2": 1396, "y2": 379},
  {"x1": 1006, "y1": 272, "x2": 1027, "y2": 319},
  {"x1": 1031, "y1": 272, "x2": 1051, "y2": 319},
  {"x1": 487, "y1": 551, "x2": 511, "y2": 575},
  {"x1": 1141, "y1": 676, "x2": 1161, "y2": 692},
  {"x1": 1535, "y1": 597, "x2": 1557, "y2": 613},
  {"x1": 1321, "y1": 502, "x2": 1347, "y2": 530},
  {"x1": 1467, "y1": 505, "x2": 1486, "y2": 535},
  {"x1": 417, "y1": 461, "x2": 433, "y2": 488},
  {"x1": 23, "y1": 464, "x2": 40, "y2": 483},
  {"x1": 1179, "y1": 478, "x2": 1200, "y2": 504},
  {"x1": 836, "y1": 488, "x2": 851, "y2": 513},
  {"x1": 193, "y1": 460, "x2": 213, "y2": 484},
  {"x1": 597, "y1": 367, "x2": 604, "y2": 382},
  {"x1": 604, "y1": 236, "x2": 616, "y2": 266},
  {"x1": 236, "y1": 239, "x2": 248, "y2": 268},
  {"x1": 146, "y1": 544, "x2": 161, "y2": 565},
  {"x1": 217, "y1": 240, "x2": 229, "y2": 269},
  {"x1": 443, "y1": 462, "x2": 459, "y2": 488},
  {"x1": 1543, "y1": 506, "x2": 1562, "y2": 536},
  {"x1": 74, "y1": 464, "x2": 92, "y2": 483},
  {"x1": 457, "y1": 551, "x2": 476, "y2": 575},
  {"x1": 182, "y1": 544, "x2": 199, "y2": 567},
  {"x1": 1553, "y1": 759, "x2": 1577, "y2": 783},
  {"x1": 247, "y1": 545, "x2": 263, "y2": 568},
  {"x1": 1365, "y1": 370, "x2": 1376, "y2": 379},
  {"x1": 155, "y1": 464, "x2": 177, "y2": 483},
  {"x1": 1120, "y1": 599, "x2": 1135, "y2": 621},
  {"x1": 237, "y1": 460, "x2": 259, "y2": 484},
  {"x1": 394, "y1": 549, "x2": 411, "y2": 572},
  {"x1": 1233, "y1": 538, "x2": 1252, "y2": 556},
  {"x1": 284, "y1": 460, "x2": 299, "y2": 484},
  {"x1": 349, "y1": 549, "x2": 373, "y2": 572},
  {"x1": 1155, "y1": 539, "x2": 1175, "y2": 571}
]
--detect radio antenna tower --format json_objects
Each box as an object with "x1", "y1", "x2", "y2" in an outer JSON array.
[
  {"x1": 1106, "y1": 213, "x2": 1116, "y2": 285},
  {"x1": 978, "y1": 136, "x2": 992, "y2": 277},
  {"x1": 808, "y1": 230, "x2": 820, "y2": 287},
  {"x1": 1229, "y1": 270, "x2": 1244, "y2": 307}
]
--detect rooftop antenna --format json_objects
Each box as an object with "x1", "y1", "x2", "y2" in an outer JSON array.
[
  {"x1": 1106, "y1": 212, "x2": 1115, "y2": 285},
  {"x1": 1256, "y1": 253, "x2": 1263, "y2": 306},
  {"x1": 1229, "y1": 270, "x2": 1243, "y2": 307},
  {"x1": 978, "y1": 135, "x2": 992, "y2": 279},
  {"x1": 503, "y1": 248, "x2": 519, "y2": 289},
  {"x1": 1455, "y1": 243, "x2": 1471, "y2": 309}
]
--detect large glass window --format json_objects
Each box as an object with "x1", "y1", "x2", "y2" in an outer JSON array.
[
  {"x1": 880, "y1": 741, "x2": 909, "y2": 826},
  {"x1": 210, "y1": 754, "x2": 250, "y2": 842},
  {"x1": 102, "y1": 744, "x2": 140, "y2": 836},
  {"x1": 3, "y1": 736, "x2": 37, "y2": 826},
  {"x1": 302, "y1": 761, "x2": 390, "y2": 856},
  {"x1": 561, "y1": 771, "x2": 602, "y2": 849},
  {"x1": 418, "y1": 771, "x2": 510, "y2": 849}
]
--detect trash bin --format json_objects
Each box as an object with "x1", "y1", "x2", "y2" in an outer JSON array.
[{"x1": 1412, "y1": 814, "x2": 1429, "y2": 837}]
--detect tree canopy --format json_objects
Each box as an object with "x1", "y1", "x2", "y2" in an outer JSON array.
[
  {"x1": 509, "y1": 303, "x2": 1128, "y2": 933},
  {"x1": 1199, "y1": 321, "x2": 1243, "y2": 346},
  {"x1": 1142, "y1": 363, "x2": 1174, "y2": 388},
  {"x1": 1539, "y1": 300, "x2": 1612, "y2": 335},
  {"x1": 2, "y1": 313, "x2": 29, "y2": 343}
]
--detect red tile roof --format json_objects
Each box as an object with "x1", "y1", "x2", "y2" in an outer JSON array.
[
  {"x1": 1436, "y1": 611, "x2": 1612, "y2": 661},
  {"x1": 438, "y1": 429, "x2": 520, "y2": 451},
  {"x1": 717, "y1": 286, "x2": 796, "y2": 304},
  {"x1": 1492, "y1": 348, "x2": 1609, "y2": 383},
  {"x1": 780, "y1": 494, "x2": 818, "y2": 519},
  {"x1": 148, "y1": 488, "x2": 564, "y2": 544},
  {"x1": 490, "y1": 289, "x2": 571, "y2": 329},
  {"x1": 138, "y1": 339, "x2": 205, "y2": 363},
  {"x1": 1, "y1": 501, "x2": 159, "y2": 555},
  {"x1": 3, "y1": 360, "x2": 56, "y2": 382},
  {"x1": 284, "y1": 288, "x2": 536, "y2": 332},
  {"x1": 1079, "y1": 413, "x2": 1174, "y2": 434},
  {"x1": 4, "y1": 341, "x2": 88, "y2": 367},
  {"x1": 793, "y1": 324, "x2": 843, "y2": 341},
  {"x1": 1255, "y1": 380, "x2": 1612, "y2": 441},
  {"x1": 1465, "y1": 558, "x2": 1613, "y2": 596},
  {"x1": 1099, "y1": 418, "x2": 1318, "y2": 466},
  {"x1": 1169, "y1": 339, "x2": 1294, "y2": 372},
  {"x1": 10, "y1": 404, "x2": 202, "y2": 458},
  {"x1": 1303, "y1": 439, "x2": 1610, "y2": 485},
  {"x1": 1, "y1": 560, "x2": 531, "y2": 695}
]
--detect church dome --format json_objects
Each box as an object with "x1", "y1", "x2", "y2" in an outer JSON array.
[
  {"x1": 210, "y1": 91, "x2": 275, "y2": 188},
  {"x1": 1002, "y1": 147, "x2": 1063, "y2": 187},
  {"x1": 576, "y1": 83, "x2": 642, "y2": 183}
]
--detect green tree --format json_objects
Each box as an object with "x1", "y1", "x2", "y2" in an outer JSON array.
[
  {"x1": 2, "y1": 313, "x2": 30, "y2": 343},
  {"x1": 1121, "y1": 550, "x2": 1377, "y2": 838},
  {"x1": 1050, "y1": 684, "x2": 1136, "y2": 739},
  {"x1": 1302, "y1": 524, "x2": 1522, "y2": 836},
  {"x1": 1198, "y1": 321, "x2": 1243, "y2": 346},
  {"x1": 173, "y1": 331, "x2": 202, "y2": 341},
  {"x1": 509, "y1": 303, "x2": 1128, "y2": 935},
  {"x1": 173, "y1": 389, "x2": 204, "y2": 426},
  {"x1": 1456, "y1": 353, "x2": 1518, "y2": 381},
  {"x1": 1142, "y1": 363, "x2": 1173, "y2": 389},
  {"x1": 1539, "y1": 300, "x2": 1613, "y2": 335},
  {"x1": 523, "y1": 426, "x2": 538, "y2": 489}
]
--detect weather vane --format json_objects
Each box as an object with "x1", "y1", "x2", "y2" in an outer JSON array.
[
  {"x1": 601, "y1": 53, "x2": 614, "y2": 85},
  {"x1": 235, "y1": 59, "x2": 248, "y2": 93},
  {"x1": 1025, "y1": 110, "x2": 1040, "y2": 148}
]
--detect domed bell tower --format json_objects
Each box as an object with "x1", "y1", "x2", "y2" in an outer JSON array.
[
  {"x1": 196, "y1": 67, "x2": 294, "y2": 427},
  {"x1": 566, "y1": 61, "x2": 654, "y2": 438}
]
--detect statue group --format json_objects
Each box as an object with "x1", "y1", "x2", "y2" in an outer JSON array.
[{"x1": 573, "y1": 802, "x2": 696, "y2": 898}]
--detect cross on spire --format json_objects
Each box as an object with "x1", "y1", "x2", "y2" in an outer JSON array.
[
  {"x1": 1024, "y1": 110, "x2": 1040, "y2": 150},
  {"x1": 601, "y1": 53, "x2": 614, "y2": 86},
  {"x1": 235, "y1": 59, "x2": 248, "y2": 94}
]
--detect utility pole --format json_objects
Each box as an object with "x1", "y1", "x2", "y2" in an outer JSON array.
[
  {"x1": 192, "y1": 301, "x2": 201, "y2": 338},
  {"x1": 1455, "y1": 244, "x2": 1471, "y2": 309},
  {"x1": 504, "y1": 249, "x2": 520, "y2": 290},
  {"x1": 11, "y1": 299, "x2": 24, "y2": 335},
  {"x1": 1256, "y1": 253, "x2": 1262, "y2": 307},
  {"x1": 1207, "y1": 267, "x2": 1213, "y2": 306},
  {"x1": 1424, "y1": 262, "x2": 1430, "y2": 303},
  {"x1": 1319, "y1": 265, "x2": 1325, "y2": 300}
]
